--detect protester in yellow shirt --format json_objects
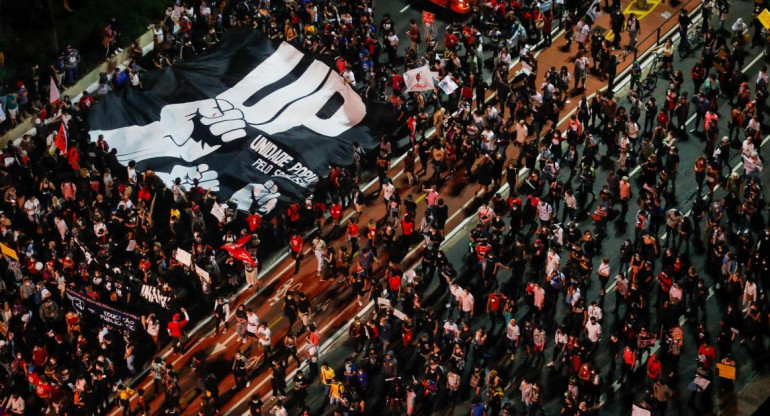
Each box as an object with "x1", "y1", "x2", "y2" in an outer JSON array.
[
  {"x1": 320, "y1": 362, "x2": 335, "y2": 400},
  {"x1": 329, "y1": 377, "x2": 345, "y2": 405}
]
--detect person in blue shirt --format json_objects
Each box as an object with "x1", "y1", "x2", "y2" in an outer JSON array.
[{"x1": 470, "y1": 398, "x2": 486, "y2": 416}]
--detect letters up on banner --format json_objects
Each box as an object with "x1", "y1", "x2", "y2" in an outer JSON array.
[
  {"x1": 139, "y1": 284, "x2": 172, "y2": 309},
  {"x1": 66, "y1": 288, "x2": 141, "y2": 332},
  {"x1": 88, "y1": 29, "x2": 386, "y2": 216}
]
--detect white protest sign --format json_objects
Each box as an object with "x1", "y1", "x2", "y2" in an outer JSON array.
[{"x1": 175, "y1": 248, "x2": 192, "y2": 266}]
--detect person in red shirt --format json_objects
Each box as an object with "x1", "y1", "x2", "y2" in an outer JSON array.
[
  {"x1": 36, "y1": 375, "x2": 53, "y2": 413},
  {"x1": 621, "y1": 346, "x2": 636, "y2": 383},
  {"x1": 347, "y1": 220, "x2": 360, "y2": 253},
  {"x1": 167, "y1": 308, "x2": 189, "y2": 353},
  {"x1": 32, "y1": 344, "x2": 49, "y2": 367},
  {"x1": 329, "y1": 200, "x2": 343, "y2": 228},
  {"x1": 697, "y1": 341, "x2": 716, "y2": 368},
  {"x1": 290, "y1": 233, "x2": 304, "y2": 275},
  {"x1": 657, "y1": 109, "x2": 670, "y2": 130},
  {"x1": 137, "y1": 182, "x2": 152, "y2": 203},
  {"x1": 444, "y1": 30, "x2": 459, "y2": 51},
  {"x1": 286, "y1": 200, "x2": 301, "y2": 226},
  {"x1": 475, "y1": 241, "x2": 492, "y2": 275},
  {"x1": 400, "y1": 214, "x2": 415, "y2": 246},
  {"x1": 26, "y1": 367, "x2": 40, "y2": 390},
  {"x1": 391, "y1": 71, "x2": 404, "y2": 93},
  {"x1": 307, "y1": 323, "x2": 321, "y2": 348},
  {"x1": 486, "y1": 288, "x2": 506, "y2": 330},
  {"x1": 647, "y1": 353, "x2": 662, "y2": 380},
  {"x1": 387, "y1": 268, "x2": 402, "y2": 300}
]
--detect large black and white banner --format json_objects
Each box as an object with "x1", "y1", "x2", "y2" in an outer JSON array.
[
  {"x1": 66, "y1": 288, "x2": 142, "y2": 332},
  {"x1": 139, "y1": 284, "x2": 172, "y2": 309},
  {"x1": 89, "y1": 29, "x2": 384, "y2": 214}
]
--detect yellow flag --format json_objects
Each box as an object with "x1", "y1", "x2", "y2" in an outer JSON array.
[{"x1": 0, "y1": 243, "x2": 18, "y2": 260}]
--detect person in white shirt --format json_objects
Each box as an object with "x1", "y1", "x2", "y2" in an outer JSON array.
[
  {"x1": 669, "y1": 282, "x2": 683, "y2": 304},
  {"x1": 550, "y1": 223, "x2": 564, "y2": 248},
  {"x1": 244, "y1": 309, "x2": 259, "y2": 346},
  {"x1": 380, "y1": 179, "x2": 396, "y2": 204},
  {"x1": 477, "y1": 203, "x2": 495, "y2": 228},
  {"x1": 6, "y1": 392, "x2": 25, "y2": 415},
  {"x1": 271, "y1": 402, "x2": 289, "y2": 416},
  {"x1": 537, "y1": 200, "x2": 553, "y2": 226},
  {"x1": 547, "y1": 326, "x2": 569, "y2": 367},
  {"x1": 741, "y1": 151, "x2": 763, "y2": 180},
  {"x1": 520, "y1": 378, "x2": 533, "y2": 406},
  {"x1": 757, "y1": 67, "x2": 768, "y2": 87},
  {"x1": 546, "y1": 248, "x2": 560, "y2": 276},
  {"x1": 312, "y1": 234, "x2": 327, "y2": 278},
  {"x1": 130, "y1": 70, "x2": 142, "y2": 88},
  {"x1": 448, "y1": 281, "x2": 462, "y2": 310},
  {"x1": 597, "y1": 258, "x2": 611, "y2": 295},
  {"x1": 342, "y1": 67, "x2": 356, "y2": 87},
  {"x1": 127, "y1": 160, "x2": 138, "y2": 185},
  {"x1": 443, "y1": 318, "x2": 459, "y2": 340},
  {"x1": 481, "y1": 127, "x2": 496, "y2": 154},
  {"x1": 460, "y1": 288, "x2": 474, "y2": 320},
  {"x1": 529, "y1": 91, "x2": 543, "y2": 112},
  {"x1": 257, "y1": 322, "x2": 272, "y2": 357},
  {"x1": 587, "y1": 301, "x2": 603, "y2": 322},
  {"x1": 743, "y1": 279, "x2": 757, "y2": 312},
  {"x1": 506, "y1": 318, "x2": 520, "y2": 361},
  {"x1": 23, "y1": 196, "x2": 40, "y2": 222},
  {"x1": 485, "y1": 105, "x2": 499, "y2": 123},
  {"x1": 515, "y1": 120, "x2": 528, "y2": 147},
  {"x1": 573, "y1": 54, "x2": 589, "y2": 90},
  {"x1": 563, "y1": 189, "x2": 577, "y2": 222},
  {"x1": 585, "y1": 316, "x2": 602, "y2": 345},
  {"x1": 387, "y1": 32, "x2": 399, "y2": 50},
  {"x1": 741, "y1": 137, "x2": 756, "y2": 158},
  {"x1": 496, "y1": 47, "x2": 511, "y2": 67}
]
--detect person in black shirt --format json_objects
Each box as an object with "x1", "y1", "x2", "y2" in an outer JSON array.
[
  {"x1": 421, "y1": 247, "x2": 438, "y2": 283},
  {"x1": 607, "y1": 54, "x2": 618, "y2": 93},
  {"x1": 248, "y1": 394, "x2": 263, "y2": 416},
  {"x1": 293, "y1": 371, "x2": 308, "y2": 406},
  {"x1": 678, "y1": 8, "x2": 692, "y2": 37},
  {"x1": 433, "y1": 198, "x2": 449, "y2": 232}
]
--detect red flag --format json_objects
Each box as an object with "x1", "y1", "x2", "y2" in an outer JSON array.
[
  {"x1": 55, "y1": 123, "x2": 67, "y2": 154},
  {"x1": 235, "y1": 233, "x2": 252, "y2": 247},
  {"x1": 221, "y1": 233, "x2": 255, "y2": 266},
  {"x1": 247, "y1": 214, "x2": 262, "y2": 231},
  {"x1": 221, "y1": 244, "x2": 255, "y2": 266}
]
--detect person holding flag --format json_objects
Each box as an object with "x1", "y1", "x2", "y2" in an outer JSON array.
[{"x1": 221, "y1": 234, "x2": 259, "y2": 290}]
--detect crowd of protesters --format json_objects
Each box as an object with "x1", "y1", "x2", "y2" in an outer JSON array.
[
  {"x1": 242, "y1": 2, "x2": 769, "y2": 416},
  {"x1": 0, "y1": 0, "x2": 768, "y2": 416}
]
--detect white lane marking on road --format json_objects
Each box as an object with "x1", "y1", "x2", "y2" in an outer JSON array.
[{"x1": 400, "y1": 5, "x2": 411, "y2": 13}]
